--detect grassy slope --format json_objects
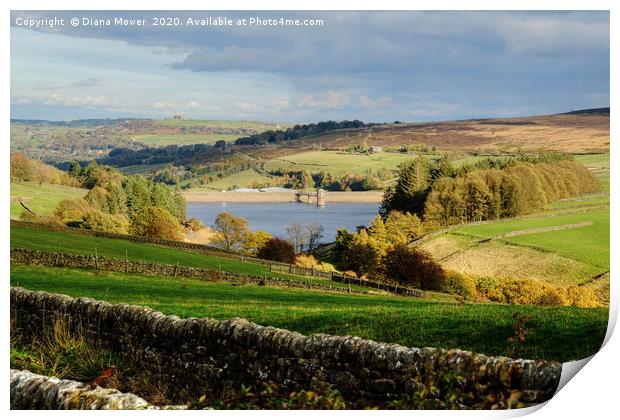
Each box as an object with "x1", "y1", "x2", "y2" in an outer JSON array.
[
  {"x1": 263, "y1": 150, "x2": 414, "y2": 178},
  {"x1": 9, "y1": 225, "x2": 368, "y2": 290},
  {"x1": 420, "y1": 154, "x2": 610, "y2": 286},
  {"x1": 10, "y1": 182, "x2": 87, "y2": 219},
  {"x1": 132, "y1": 133, "x2": 240, "y2": 147},
  {"x1": 197, "y1": 169, "x2": 274, "y2": 191},
  {"x1": 10, "y1": 265, "x2": 608, "y2": 362}
]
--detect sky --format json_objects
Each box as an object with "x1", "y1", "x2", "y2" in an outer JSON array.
[{"x1": 10, "y1": 11, "x2": 610, "y2": 123}]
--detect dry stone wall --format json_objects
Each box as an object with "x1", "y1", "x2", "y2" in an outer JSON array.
[
  {"x1": 10, "y1": 287, "x2": 562, "y2": 408},
  {"x1": 10, "y1": 248, "x2": 369, "y2": 295},
  {"x1": 10, "y1": 369, "x2": 184, "y2": 409}
]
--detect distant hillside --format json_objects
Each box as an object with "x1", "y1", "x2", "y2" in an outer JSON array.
[{"x1": 562, "y1": 107, "x2": 609, "y2": 116}]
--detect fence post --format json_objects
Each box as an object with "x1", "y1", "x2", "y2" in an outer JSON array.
[
  {"x1": 125, "y1": 250, "x2": 128, "y2": 273},
  {"x1": 94, "y1": 247, "x2": 98, "y2": 269},
  {"x1": 55, "y1": 242, "x2": 61, "y2": 266},
  {"x1": 174, "y1": 261, "x2": 179, "y2": 277}
]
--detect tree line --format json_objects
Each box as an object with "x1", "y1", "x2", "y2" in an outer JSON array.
[
  {"x1": 381, "y1": 154, "x2": 600, "y2": 224},
  {"x1": 234, "y1": 120, "x2": 376, "y2": 146},
  {"x1": 22, "y1": 159, "x2": 188, "y2": 241}
]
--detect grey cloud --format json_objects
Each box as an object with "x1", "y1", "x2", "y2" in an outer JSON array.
[{"x1": 71, "y1": 77, "x2": 102, "y2": 87}]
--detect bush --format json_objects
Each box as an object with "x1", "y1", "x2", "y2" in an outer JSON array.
[
  {"x1": 295, "y1": 254, "x2": 319, "y2": 269},
  {"x1": 487, "y1": 278, "x2": 553, "y2": 305},
  {"x1": 566, "y1": 285, "x2": 599, "y2": 308},
  {"x1": 20, "y1": 210, "x2": 63, "y2": 226},
  {"x1": 442, "y1": 271, "x2": 477, "y2": 299},
  {"x1": 486, "y1": 278, "x2": 598, "y2": 307},
  {"x1": 54, "y1": 198, "x2": 92, "y2": 225},
  {"x1": 131, "y1": 206, "x2": 183, "y2": 240},
  {"x1": 185, "y1": 217, "x2": 203, "y2": 231},
  {"x1": 381, "y1": 243, "x2": 446, "y2": 290},
  {"x1": 257, "y1": 238, "x2": 295, "y2": 263},
  {"x1": 475, "y1": 276, "x2": 501, "y2": 295},
  {"x1": 294, "y1": 254, "x2": 337, "y2": 273},
  {"x1": 80, "y1": 209, "x2": 130, "y2": 234}
]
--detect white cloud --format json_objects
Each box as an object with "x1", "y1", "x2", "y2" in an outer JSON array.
[
  {"x1": 42, "y1": 93, "x2": 107, "y2": 107},
  {"x1": 184, "y1": 100, "x2": 200, "y2": 109},
  {"x1": 298, "y1": 91, "x2": 392, "y2": 110}
]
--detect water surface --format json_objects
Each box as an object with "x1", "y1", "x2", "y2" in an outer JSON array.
[{"x1": 187, "y1": 202, "x2": 380, "y2": 242}]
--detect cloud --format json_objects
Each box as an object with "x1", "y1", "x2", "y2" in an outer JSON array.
[
  {"x1": 184, "y1": 100, "x2": 200, "y2": 109},
  {"x1": 42, "y1": 93, "x2": 107, "y2": 107},
  {"x1": 71, "y1": 77, "x2": 102, "y2": 87},
  {"x1": 298, "y1": 91, "x2": 392, "y2": 110}
]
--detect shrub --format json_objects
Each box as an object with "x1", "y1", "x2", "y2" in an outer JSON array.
[
  {"x1": 20, "y1": 210, "x2": 63, "y2": 226},
  {"x1": 185, "y1": 217, "x2": 203, "y2": 231},
  {"x1": 487, "y1": 278, "x2": 552, "y2": 305},
  {"x1": 257, "y1": 238, "x2": 295, "y2": 263},
  {"x1": 566, "y1": 285, "x2": 599, "y2": 308},
  {"x1": 486, "y1": 278, "x2": 596, "y2": 307},
  {"x1": 474, "y1": 276, "x2": 501, "y2": 295},
  {"x1": 442, "y1": 271, "x2": 477, "y2": 298},
  {"x1": 382, "y1": 243, "x2": 446, "y2": 290},
  {"x1": 295, "y1": 254, "x2": 337, "y2": 273},
  {"x1": 54, "y1": 198, "x2": 92, "y2": 225},
  {"x1": 242, "y1": 230, "x2": 272, "y2": 256},
  {"x1": 131, "y1": 206, "x2": 183, "y2": 240},
  {"x1": 80, "y1": 209, "x2": 130, "y2": 234},
  {"x1": 295, "y1": 254, "x2": 319, "y2": 269}
]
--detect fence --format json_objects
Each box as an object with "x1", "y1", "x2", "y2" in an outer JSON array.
[{"x1": 11, "y1": 220, "x2": 424, "y2": 297}]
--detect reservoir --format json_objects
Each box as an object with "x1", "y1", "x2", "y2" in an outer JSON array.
[{"x1": 187, "y1": 202, "x2": 380, "y2": 242}]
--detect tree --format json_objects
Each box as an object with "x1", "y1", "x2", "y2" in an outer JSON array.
[
  {"x1": 213, "y1": 212, "x2": 250, "y2": 251},
  {"x1": 69, "y1": 161, "x2": 82, "y2": 178},
  {"x1": 286, "y1": 223, "x2": 307, "y2": 253},
  {"x1": 131, "y1": 206, "x2": 183, "y2": 240},
  {"x1": 340, "y1": 230, "x2": 380, "y2": 277},
  {"x1": 54, "y1": 198, "x2": 92, "y2": 226},
  {"x1": 85, "y1": 186, "x2": 110, "y2": 212},
  {"x1": 257, "y1": 238, "x2": 295, "y2": 263},
  {"x1": 243, "y1": 230, "x2": 272, "y2": 256},
  {"x1": 80, "y1": 209, "x2": 130, "y2": 234},
  {"x1": 306, "y1": 224, "x2": 325, "y2": 251},
  {"x1": 380, "y1": 157, "x2": 432, "y2": 217},
  {"x1": 382, "y1": 243, "x2": 446, "y2": 290}
]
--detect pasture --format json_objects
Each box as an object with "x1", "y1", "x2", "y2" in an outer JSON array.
[
  {"x1": 263, "y1": 150, "x2": 414, "y2": 178},
  {"x1": 10, "y1": 182, "x2": 87, "y2": 219},
  {"x1": 10, "y1": 265, "x2": 608, "y2": 362},
  {"x1": 9, "y1": 225, "x2": 366, "y2": 290},
  {"x1": 131, "y1": 133, "x2": 240, "y2": 146}
]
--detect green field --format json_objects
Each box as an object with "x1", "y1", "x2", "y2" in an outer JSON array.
[
  {"x1": 10, "y1": 182, "x2": 87, "y2": 219},
  {"x1": 575, "y1": 153, "x2": 610, "y2": 192},
  {"x1": 9, "y1": 225, "x2": 369, "y2": 290},
  {"x1": 454, "y1": 210, "x2": 609, "y2": 270},
  {"x1": 263, "y1": 150, "x2": 413, "y2": 178},
  {"x1": 10, "y1": 265, "x2": 608, "y2": 362},
  {"x1": 154, "y1": 119, "x2": 289, "y2": 130},
  {"x1": 197, "y1": 168, "x2": 274, "y2": 191},
  {"x1": 132, "y1": 133, "x2": 240, "y2": 147}
]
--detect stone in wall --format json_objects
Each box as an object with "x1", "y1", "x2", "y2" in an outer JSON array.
[
  {"x1": 10, "y1": 287, "x2": 563, "y2": 409},
  {"x1": 9, "y1": 369, "x2": 186, "y2": 409}
]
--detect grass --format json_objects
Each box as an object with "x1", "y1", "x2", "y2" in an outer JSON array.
[
  {"x1": 263, "y1": 150, "x2": 413, "y2": 178},
  {"x1": 9, "y1": 225, "x2": 369, "y2": 290},
  {"x1": 10, "y1": 265, "x2": 608, "y2": 362},
  {"x1": 197, "y1": 168, "x2": 274, "y2": 191},
  {"x1": 10, "y1": 182, "x2": 87, "y2": 219},
  {"x1": 132, "y1": 133, "x2": 240, "y2": 147},
  {"x1": 454, "y1": 210, "x2": 609, "y2": 268},
  {"x1": 154, "y1": 119, "x2": 290, "y2": 129}
]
